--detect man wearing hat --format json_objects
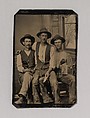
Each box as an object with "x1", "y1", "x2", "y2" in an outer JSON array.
[
  {"x1": 15, "y1": 34, "x2": 35, "y2": 104},
  {"x1": 51, "y1": 34, "x2": 76, "y2": 104},
  {"x1": 32, "y1": 28, "x2": 60, "y2": 104}
]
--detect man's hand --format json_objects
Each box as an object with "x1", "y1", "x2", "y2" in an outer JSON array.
[
  {"x1": 60, "y1": 63, "x2": 68, "y2": 75},
  {"x1": 60, "y1": 59, "x2": 66, "y2": 65},
  {"x1": 23, "y1": 68, "x2": 31, "y2": 73},
  {"x1": 23, "y1": 68, "x2": 35, "y2": 74},
  {"x1": 43, "y1": 71, "x2": 50, "y2": 83},
  {"x1": 30, "y1": 69, "x2": 35, "y2": 74}
]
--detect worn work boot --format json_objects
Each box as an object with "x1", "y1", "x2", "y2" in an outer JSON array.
[
  {"x1": 27, "y1": 99, "x2": 33, "y2": 104},
  {"x1": 55, "y1": 100, "x2": 61, "y2": 104},
  {"x1": 43, "y1": 95, "x2": 53, "y2": 104},
  {"x1": 15, "y1": 96, "x2": 26, "y2": 104},
  {"x1": 69, "y1": 99, "x2": 76, "y2": 104},
  {"x1": 34, "y1": 100, "x2": 41, "y2": 104}
]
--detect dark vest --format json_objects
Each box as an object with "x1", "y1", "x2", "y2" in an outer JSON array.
[
  {"x1": 20, "y1": 50, "x2": 35, "y2": 69},
  {"x1": 36, "y1": 42, "x2": 51, "y2": 70}
]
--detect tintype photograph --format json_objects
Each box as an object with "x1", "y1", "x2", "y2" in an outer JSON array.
[{"x1": 12, "y1": 9, "x2": 78, "y2": 108}]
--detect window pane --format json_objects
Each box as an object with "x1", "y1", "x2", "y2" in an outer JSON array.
[
  {"x1": 65, "y1": 15, "x2": 76, "y2": 23},
  {"x1": 65, "y1": 24, "x2": 76, "y2": 49}
]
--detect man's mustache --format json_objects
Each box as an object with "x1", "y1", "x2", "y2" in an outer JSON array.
[
  {"x1": 26, "y1": 44, "x2": 31, "y2": 46},
  {"x1": 43, "y1": 38, "x2": 46, "y2": 41}
]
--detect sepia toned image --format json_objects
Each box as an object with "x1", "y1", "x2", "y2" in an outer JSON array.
[{"x1": 12, "y1": 10, "x2": 78, "y2": 108}]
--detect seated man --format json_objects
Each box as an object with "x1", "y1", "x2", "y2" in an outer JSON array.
[
  {"x1": 15, "y1": 34, "x2": 35, "y2": 104},
  {"x1": 32, "y1": 28, "x2": 60, "y2": 104},
  {"x1": 51, "y1": 34, "x2": 76, "y2": 104}
]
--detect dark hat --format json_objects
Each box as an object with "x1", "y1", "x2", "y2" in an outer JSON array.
[
  {"x1": 37, "y1": 27, "x2": 52, "y2": 39},
  {"x1": 20, "y1": 34, "x2": 35, "y2": 46},
  {"x1": 51, "y1": 34, "x2": 65, "y2": 44}
]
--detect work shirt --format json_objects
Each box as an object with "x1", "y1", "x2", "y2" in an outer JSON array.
[
  {"x1": 32, "y1": 42, "x2": 55, "y2": 69},
  {"x1": 54, "y1": 50, "x2": 72, "y2": 74}
]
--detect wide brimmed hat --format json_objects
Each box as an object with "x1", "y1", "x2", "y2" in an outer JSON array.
[
  {"x1": 37, "y1": 27, "x2": 52, "y2": 39},
  {"x1": 51, "y1": 34, "x2": 65, "y2": 44},
  {"x1": 20, "y1": 34, "x2": 35, "y2": 46}
]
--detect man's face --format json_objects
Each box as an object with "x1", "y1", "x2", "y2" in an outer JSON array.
[
  {"x1": 23, "y1": 38, "x2": 32, "y2": 49},
  {"x1": 54, "y1": 39, "x2": 62, "y2": 50},
  {"x1": 39, "y1": 33, "x2": 48, "y2": 43}
]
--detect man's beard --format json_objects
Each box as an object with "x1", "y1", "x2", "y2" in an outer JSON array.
[
  {"x1": 42, "y1": 39, "x2": 47, "y2": 43},
  {"x1": 26, "y1": 45, "x2": 32, "y2": 49},
  {"x1": 56, "y1": 46, "x2": 62, "y2": 51}
]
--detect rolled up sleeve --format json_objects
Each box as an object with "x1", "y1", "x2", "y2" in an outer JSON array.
[
  {"x1": 17, "y1": 54, "x2": 24, "y2": 73},
  {"x1": 49, "y1": 46, "x2": 55, "y2": 69},
  {"x1": 32, "y1": 42, "x2": 37, "y2": 65}
]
